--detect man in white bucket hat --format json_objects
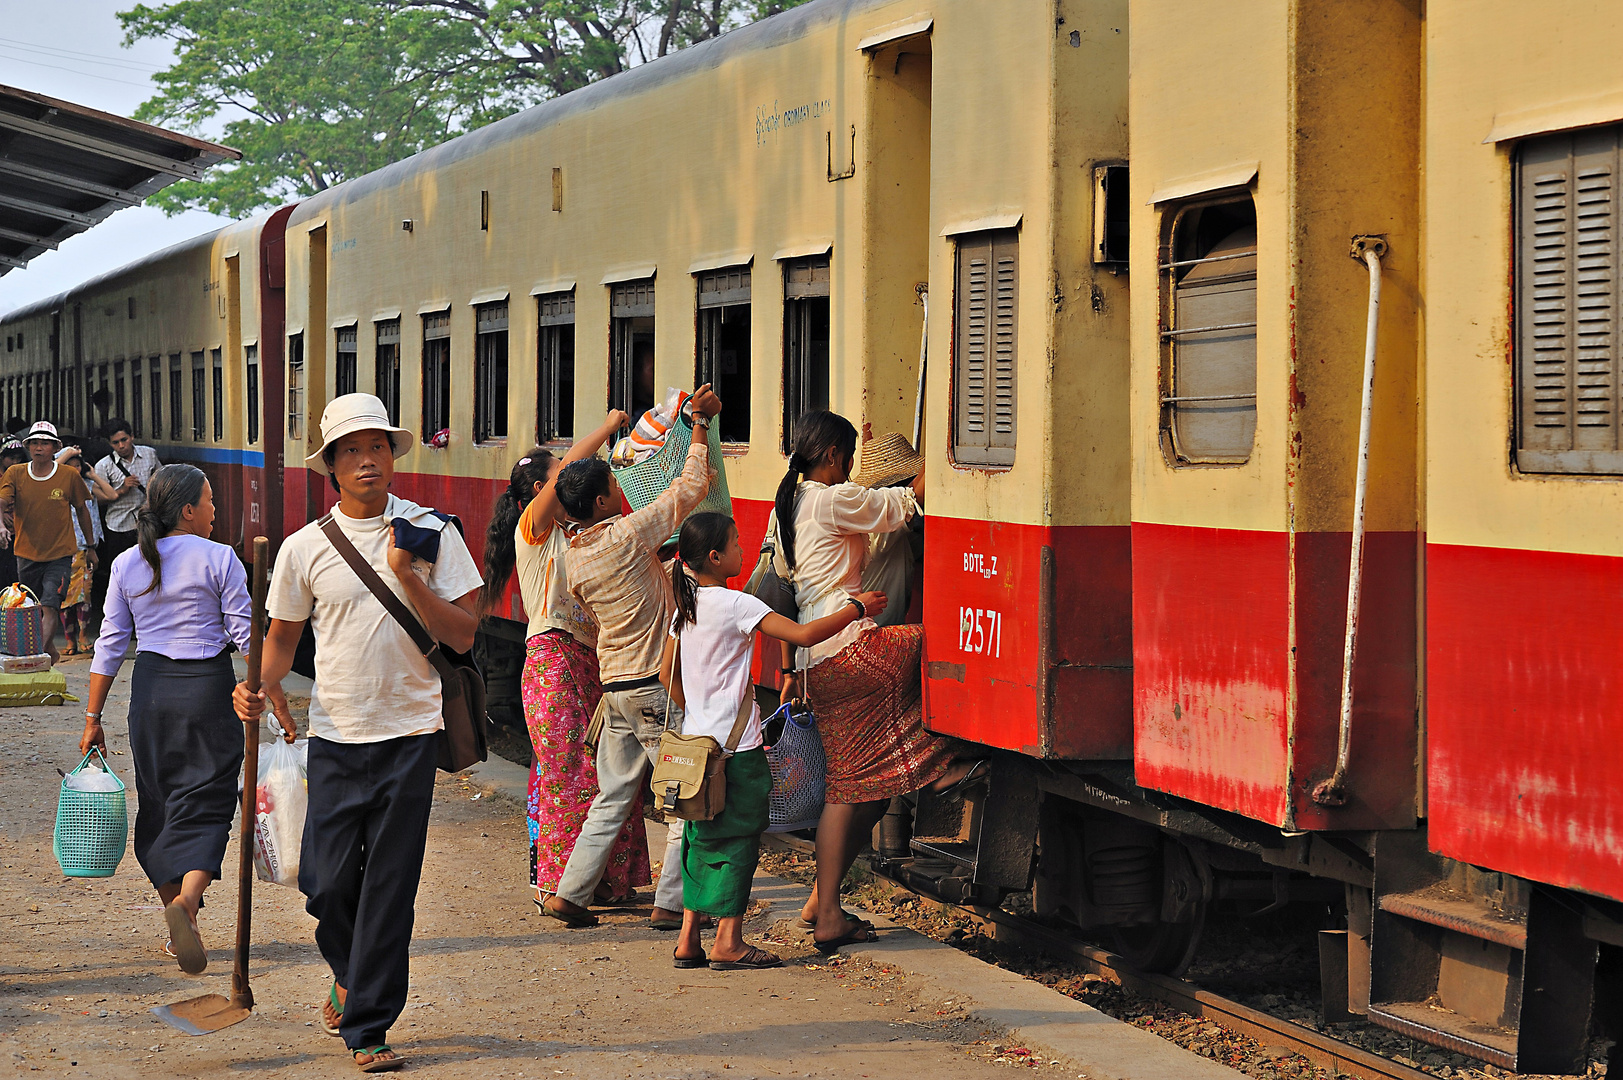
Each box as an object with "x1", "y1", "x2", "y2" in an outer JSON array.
[
  {"x1": 0, "y1": 421, "x2": 98, "y2": 661},
  {"x1": 234, "y1": 393, "x2": 481, "y2": 1071}
]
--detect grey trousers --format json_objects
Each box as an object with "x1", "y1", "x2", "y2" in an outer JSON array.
[{"x1": 555, "y1": 682, "x2": 684, "y2": 911}]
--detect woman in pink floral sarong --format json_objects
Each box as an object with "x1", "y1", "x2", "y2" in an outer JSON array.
[{"x1": 482, "y1": 412, "x2": 651, "y2": 909}]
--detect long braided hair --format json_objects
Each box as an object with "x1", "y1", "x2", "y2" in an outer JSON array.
[
  {"x1": 774, "y1": 410, "x2": 857, "y2": 573},
  {"x1": 480, "y1": 448, "x2": 557, "y2": 614}
]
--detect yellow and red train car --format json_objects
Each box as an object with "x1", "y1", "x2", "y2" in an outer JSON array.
[{"x1": 7, "y1": 0, "x2": 1623, "y2": 1070}]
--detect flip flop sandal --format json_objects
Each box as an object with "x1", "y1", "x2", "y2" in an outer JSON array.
[
  {"x1": 672, "y1": 949, "x2": 709, "y2": 969},
  {"x1": 794, "y1": 911, "x2": 872, "y2": 931},
  {"x1": 163, "y1": 901, "x2": 207, "y2": 974},
  {"x1": 161, "y1": 939, "x2": 176, "y2": 959},
  {"x1": 321, "y1": 983, "x2": 345, "y2": 1037},
  {"x1": 813, "y1": 921, "x2": 879, "y2": 955},
  {"x1": 540, "y1": 902, "x2": 599, "y2": 929},
  {"x1": 935, "y1": 759, "x2": 992, "y2": 798},
  {"x1": 353, "y1": 1045, "x2": 404, "y2": 1073},
  {"x1": 649, "y1": 914, "x2": 683, "y2": 931},
  {"x1": 710, "y1": 945, "x2": 785, "y2": 971}
]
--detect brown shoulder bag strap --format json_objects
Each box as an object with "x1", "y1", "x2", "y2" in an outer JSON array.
[{"x1": 317, "y1": 513, "x2": 456, "y2": 682}]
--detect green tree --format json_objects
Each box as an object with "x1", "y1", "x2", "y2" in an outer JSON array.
[{"x1": 122, "y1": 0, "x2": 812, "y2": 217}]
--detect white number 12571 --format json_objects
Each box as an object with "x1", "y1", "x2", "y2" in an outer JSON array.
[{"x1": 958, "y1": 606, "x2": 1003, "y2": 658}]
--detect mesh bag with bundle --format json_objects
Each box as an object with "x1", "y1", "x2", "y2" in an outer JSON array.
[
  {"x1": 611, "y1": 416, "x2": 731, "y2": 544},
  {"x1": 54, "y1": 748, "x2": 128, "y2": 878},
  {"x1": 763, "y1": 702, "x2": 826, "y2": 833}
]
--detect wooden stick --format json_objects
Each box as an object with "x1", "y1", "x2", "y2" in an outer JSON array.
[{"x1": 230, "y1": 536, "x2": 271, "y2": 1012}]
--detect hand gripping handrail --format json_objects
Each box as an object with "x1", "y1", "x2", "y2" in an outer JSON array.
[{"x1": 1312, "y1": 236, "x2": 1388, "y2": 808}]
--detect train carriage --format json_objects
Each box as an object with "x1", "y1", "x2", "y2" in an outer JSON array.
[{"x1": 10, "y1": 0, "x2": 1623, "y2": 1072}]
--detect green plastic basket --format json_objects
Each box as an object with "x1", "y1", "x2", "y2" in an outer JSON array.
[
  {"x1": 54, "y1": 748, "x2": 128, "y2": 879},
  {"x1": 611, "y1": 414, "x2": 732, "y2": 544}
]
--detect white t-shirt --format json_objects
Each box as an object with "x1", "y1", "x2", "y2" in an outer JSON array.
[
  {"x1": 670, "y1": 586, "x2": 771, "y2": 752},
  {"x1": 268, "y1": 495, "x2": 483, "y2": 744}
]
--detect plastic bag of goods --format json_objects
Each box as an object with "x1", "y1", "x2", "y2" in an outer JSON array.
[
  {"x1": 0, "y1": 653, "x2": 52, "y2": 674},
  {"x1": 252, "y1": 718, "x2": 308, "y2": 887},
  {"x1": 54, "y1": 748, "x2": 127, "y2": 878},
  {"x1": 0, "y1": 583, "x2": 35, "y2": 609},
  {"x1": 610, "y1": 387, "x2": 692, "y2": 468}
]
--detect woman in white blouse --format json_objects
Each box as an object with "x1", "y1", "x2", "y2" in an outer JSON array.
[{"x1": 775, "y1": 411, "x2": 981, "y2": 951}]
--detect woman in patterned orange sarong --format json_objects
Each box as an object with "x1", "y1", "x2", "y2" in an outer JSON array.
[
  {"x1": 481, "y1": 413, "x2": 651, "y2": 910},
  {"x1": 775, "y1": 412, "x2": 983, "y2": 952}
]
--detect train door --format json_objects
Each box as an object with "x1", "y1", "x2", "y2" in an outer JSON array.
[{"x1": 303, "y1": 225, "x2": 329, "y2": 524}]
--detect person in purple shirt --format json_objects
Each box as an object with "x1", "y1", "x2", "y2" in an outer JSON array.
[{"x1": 79, "y1": 464, "x2": 254, "y2": 975}]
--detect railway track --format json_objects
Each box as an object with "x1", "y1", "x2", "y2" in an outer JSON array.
[{"x1": 764, "y1": 835, "x2": 1430, "y2": 1080}]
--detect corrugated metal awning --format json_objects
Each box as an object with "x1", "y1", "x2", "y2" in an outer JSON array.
[{"x1": 0, "y1": 83, "x2": 239, "y2": 277}]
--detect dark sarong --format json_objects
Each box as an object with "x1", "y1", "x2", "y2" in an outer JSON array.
[
  {"x1": 127, "y1": 650, "x2": 242, "y2": 889},
  {"x1": 682, "y1": 748, "x2": 771, "y2": 917}
]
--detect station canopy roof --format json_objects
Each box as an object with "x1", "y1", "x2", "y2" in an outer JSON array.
[{"x1": 0, "y1": 83, "x2": 239, "y2": 278}]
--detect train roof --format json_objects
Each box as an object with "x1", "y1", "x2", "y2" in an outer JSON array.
[
  {"x1": 288, "y1": 0, "x2": 894, "y2": 226},
  {"x1": 0, "y1": 222, "x2": 235, "y2": 323}
]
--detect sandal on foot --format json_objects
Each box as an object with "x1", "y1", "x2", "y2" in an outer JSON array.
[
  {"x1": 353, "y1": 1045, "x2": 404, "y2": 1073},
  {"x1": 794, "y1": 910, "x2": 872, "y2": 931},
  {"x1": 672, "y1": 949, "x2": 709, "y2": 969},
  {"x1": 813, "y1": 920, "x2": 879, "y2": 954},
  {"x1": 540, "y1": 901, "x2": 599, "y2": 928},
  {"x1": 710, "y1": 945, "x2": 784, "y2": 971},
  {"x1": 932, "y1": 759, "x2": 991, "y2": 798},
  {"x1": 163, "y1": 901, "x2": 207, "y2": 974},
  {"x1": 321, "y1": 983, "x2": 345, "y2": 1037}
]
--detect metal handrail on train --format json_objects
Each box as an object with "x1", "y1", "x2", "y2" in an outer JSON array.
[
  {"x1": 1313, "y1": 235, "x2": 1389, "y2": 808},
  {"x1": 1158, "y1": 249, "x2": 1258, "y2": 271},
  {"x1": 1159, "y1": 393, "x2": 1257, "y2": 404},
  {"x1": 1159, "y1": 321, "x2": 1258, "y2": 338}
]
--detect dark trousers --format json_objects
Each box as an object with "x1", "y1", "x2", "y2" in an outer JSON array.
[
  {"x1": 300, "y1": 732, "x2": 438, "y2": 1050},
  {"x1": 91, "y1": 527, "x2": 136, "y2": 628}
]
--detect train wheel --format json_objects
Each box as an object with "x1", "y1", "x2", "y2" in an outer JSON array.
[{"x1": 1110, "y1": 840, "x2": 1209, "y2": 976}]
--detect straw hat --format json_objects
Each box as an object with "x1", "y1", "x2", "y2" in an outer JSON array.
[
  {"x1": 851, "y1": 433, "x2": 924, "y2": 489},
  {"x1": 306, "y1": 393, "x2": 411, "y2": 475}
]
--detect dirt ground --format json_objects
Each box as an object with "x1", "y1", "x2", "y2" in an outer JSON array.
[{"x1": 0, "y1": 655, "x2": 1056, "y2": 1079}]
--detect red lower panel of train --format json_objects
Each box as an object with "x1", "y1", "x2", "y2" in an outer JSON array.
[
  {"x1": 1133, "y1": 521, "x2": 1417, "y2": 831},
  {"x1": 922, "y1": 515, "x2": 1132, "y2": 760},
  {"x1": 1428, "y1": 542, "x2": 1623, "y2": 904}
]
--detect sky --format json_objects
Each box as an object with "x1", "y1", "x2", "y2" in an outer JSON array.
[{"x1": 0, "y1": 0, "x2": 234, "y2": 316}]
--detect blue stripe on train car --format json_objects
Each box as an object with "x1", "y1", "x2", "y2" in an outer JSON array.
[{"x1": 148, "y1": 444, "x2": 266, "y2": 469}]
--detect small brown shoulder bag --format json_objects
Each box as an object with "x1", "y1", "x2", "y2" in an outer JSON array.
[{"x1": 648, "y1": 637, "x2": 752, "y2": 822}]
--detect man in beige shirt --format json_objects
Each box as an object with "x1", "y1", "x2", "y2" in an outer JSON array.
[{"x1": 541, "y1": 385, "x2": 720, "y2": 930}]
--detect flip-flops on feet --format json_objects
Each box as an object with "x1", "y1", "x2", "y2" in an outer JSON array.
[
  {"x1": 794, "y1": 911, "x2": 872, "y2": 931},
  {"x1": 163, "y1": 901, "x2": 207, "y2": 974},
  {"x1": 353, "y1": 1045, "x2": 404, "y2": 1073},
  {"x1": 673, "y1": 949, "x2": 709, "y2": 969},
  {"x1": 321, "y1": 983, "x2": 345, "y2": 1037},
  {"x1": 539, "y1": 900, "x2": 599, "y2": 928},
  {"x1": 813, "y1": 920, "x2": 879, "y2": 954},
  {"x1": 710, "y1": 945, "x2": 784, "y2": 971}
]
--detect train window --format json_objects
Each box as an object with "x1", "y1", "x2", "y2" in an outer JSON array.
[
  {"x1": 114, "y1": 361, "x2": 127, "y2": 426},
  {"x1": 1094, "y1": 164, "x2": 1130, "y2": 266},
  {"x1": 190, "y1": 352, "x2": 206, "y2": 442},
  {"x1": 952, "y1": 229, "x2": 1020, "y2": 467},
  {"x1": 127, "y1": 297, "x2": 136, "y2": 321},
  {"x1": 474, "y1": 302, "x2": 509, "y2": 444},
  {"x1": 696, "y1": 266, "x2": 751, "y2": 444},
  {"x1": 422, "y1": 310, "x2": 452, "y2": 444},
  {"x1": 246, "y1": 344, "x2": 259, "y2": 445},
  {"x1": 1515, "y1": 126, "x2": 1623, "y2": 475},
  {"x1": 150, "y1": 357, "x2": 163, "y2": 440},
  {"x1": 4, "y1": 337, "x2": 10, "y2": 352},
  {"x1": 536, "y1": 291, "x2": 575, "y2": 444},
  {"x1": 610, "y1": 279, "x2": 656, "y2": 418},
  {"x1": 211, "y1": 348, "x2": 224, "y2": 442},
  {"x1": 131, "y1": 361, "x2": 144, "y2": 438},
  {"x1": 1159, "y1": 197, "x2": 1258, "y2": 465},
  {"x1": 375, "y1": 319, "x2": 401, "y2": 426},
  {"x1": 782, "y1": 257, "x2": 831, "y2": 454},
  {"x1": 335, "y1": 325, "x2": 358, "y2": 397},
  {"x1": 169, "y1": 355, "x2": 183, "y2": 441},
  {"x1": 286, "y1": 334, "x2": 304, "y2": 440}
]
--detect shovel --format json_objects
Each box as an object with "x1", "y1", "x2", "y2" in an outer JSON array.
[{"x1": 152, "y1": 536, "x2": 271, "y2": 1035}]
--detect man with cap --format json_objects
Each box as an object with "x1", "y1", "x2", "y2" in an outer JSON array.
[
  {"x1": 0, "y1": 422, "x2": 98, "y2": 661},
  {"x1": 233, "y1": 394, "x2": 481, "y2": 1072}
]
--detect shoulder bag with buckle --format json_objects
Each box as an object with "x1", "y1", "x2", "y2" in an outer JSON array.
[
  {"x1": 318, "y1": 514, "x2": 488, "y2": 773},
  {"x1": 649, "y1": 636, "x2": 752, "y2": 822}
]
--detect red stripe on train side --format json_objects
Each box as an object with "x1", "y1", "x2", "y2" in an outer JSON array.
[
  {"x1": 1428, "y1": 542, "x2": 1623, "y2": 903},
  {"x1": 922, "y1": 516, "x2": 1132, "y2": 759},
  {"x1": 1132, "y1": 521, "x2": 1419, "y2": 831}
]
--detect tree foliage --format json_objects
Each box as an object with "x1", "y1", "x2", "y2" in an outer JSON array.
[{"x1": 121, "y1": 0, "x2": 813, "y2": 217}]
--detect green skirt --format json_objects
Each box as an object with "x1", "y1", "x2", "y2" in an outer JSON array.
[{"x1": 681, "y1": 748, "x2": 771, "y2": 917}]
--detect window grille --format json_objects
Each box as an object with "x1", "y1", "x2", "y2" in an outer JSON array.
[
  {"x1": 246, "y1": 344, "x2": 259, "y2": 445},
  {"x1": 375, "y1": 319, "x2": 401, "y2": 425},
  {"x1": 696, "y1": 267, "x2": 751, "y2": 443},
  {"x1": 474, "y1": 302, "x2": 509, "y2": 443},
  {"x1": 536, "y1": 292, "x2": 576, "y2": 443},
  {"x1": 335, "y1": 324, "x2": 358, "y2": 397},
  {"x1": 286, "y1": 334, "x2": 304, "y2": 441},
  {"x1": 211, "y1": 348, "x2": 223, "y2": 441},
  {"x1": 169, "y1": 354, "x2": 183, "y2": 441},
  {"x1": 190, "y1": 352, "x2": 205, "y2": 442},
  {"x1": 422, "y1": 311, "x2": 451, "y2": 443},
  {"x1": 610, "y1": 279, "x2": 655, "y2": 417}
]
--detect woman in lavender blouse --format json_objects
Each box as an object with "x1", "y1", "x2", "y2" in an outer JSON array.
[{"x1": 79, "y1": 464, "x2": 252, "y2": 975}]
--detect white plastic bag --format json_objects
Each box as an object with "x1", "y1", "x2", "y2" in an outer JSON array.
[
  {"x1": 252, "y1": 717, "x2": 308, "y2": 888},
  {"x1": 63, "y1": 761, "x2": 121, "y2": 792}
]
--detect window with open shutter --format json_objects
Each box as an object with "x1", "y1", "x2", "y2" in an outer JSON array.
[
  {"x1": 1516, "y1": 125, "x2": 1623, "y2": 475},
  {"x1": 953, "y1": 229, "x2": 1018, "y2": 466}
]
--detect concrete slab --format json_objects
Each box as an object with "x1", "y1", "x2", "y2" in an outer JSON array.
[{"x1": 747, "y1": 876, "x2": 1243, "y2": 1080}]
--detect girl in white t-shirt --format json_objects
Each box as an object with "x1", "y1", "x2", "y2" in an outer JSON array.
[{"x1": 659, "y1": 512, "x2": 884, "y2": 970}]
